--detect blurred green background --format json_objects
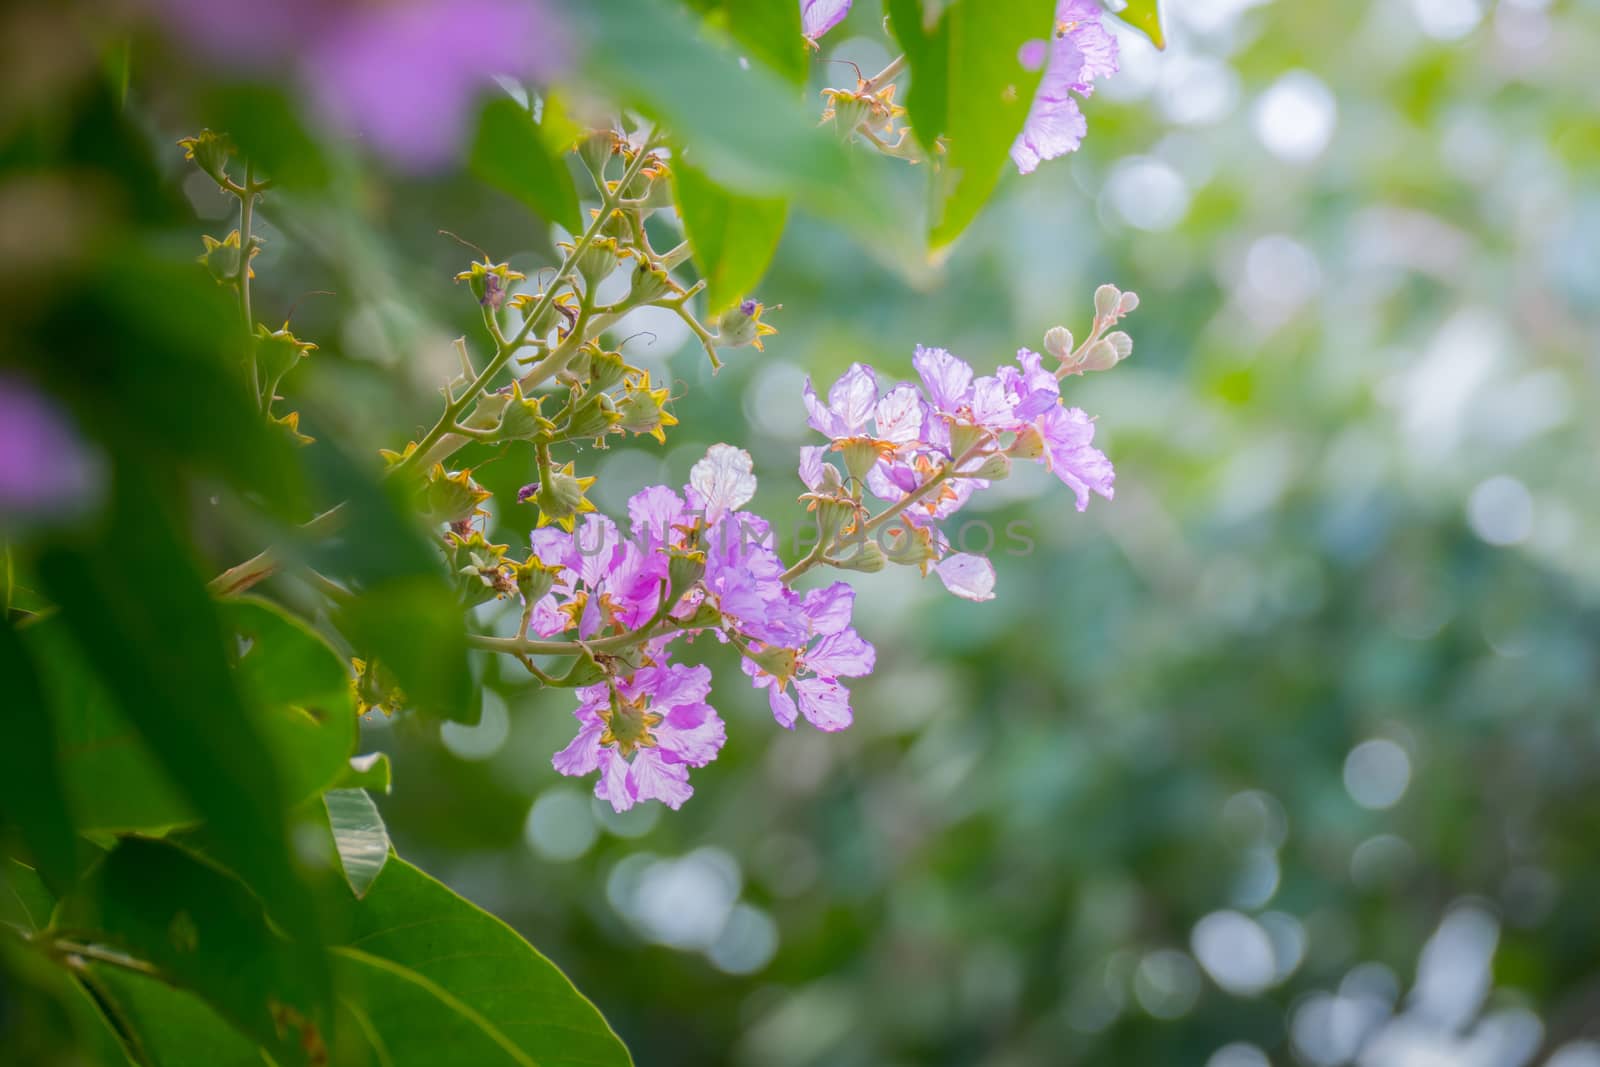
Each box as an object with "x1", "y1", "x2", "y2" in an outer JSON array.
[{"x1": 13, "y1": 0, "x2": 1600, "y2": 1063}]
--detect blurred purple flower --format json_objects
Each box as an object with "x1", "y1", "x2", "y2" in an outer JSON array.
[
  {"x1": 801, "y1": 0, "x2": 853, "y2": 41},
  {"x1": 1011, "y1": 0, "x2": 1119, "y2": 174},
  {"x1": 140, "y1": 0, "x2": 565, "y2": 170},
  {"x1": 740, "y1": 581, "x2": 874, "y2": 732},
  {"x1": 0, "y1": 376, "x2": 102, "y2": 525}
]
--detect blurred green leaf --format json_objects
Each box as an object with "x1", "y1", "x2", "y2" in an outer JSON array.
[
  {"x1": 672, "y1": 156, "x2": 788, "y2": 314},
  {"x1": 471, "y1": 97, "x2": 583, "y2": 234},
  {"x1": 60, "y1": 837, "x2": 332, "y2": 1066},
  {"x1": 331, "y1": 947, "x2": 536, "y2": 1066},
  {"x1": 1114, "y1": 0, "x2": 1166, "y2": 49},
  {"x1": 0, "y1": 622, "x2": 81, "y2": 894},
  {"x1": 324, "y1": 790, "x2": 389, "y2": 900},
  {"x1": 1, "y1": 858, "x2": 56, "y2": 934},
  {"x1": 888, "y1": 0, "x2": 1053, "y2": 247},
  {"x1": 573, "y1": 0, "x2": 927, "y2": 275},
  {"x1": 90, "y1": 969, "x2": 263, "y2": 1067},
  {"x1": 334, "y1": 857, "x2": 633, "y2": 1067},
  {"x1": 711, "y1": 0, "x2": 808, "y2": 86},
  {"x1": 0, "y1": 935, "x2": 135, "y2": 1067},
  {"x1": 204, "y1": 83, "x2": 331, "y2": 189},
  {"x1": 33, "y1": 469, "x2": 320, "y2": 941}
]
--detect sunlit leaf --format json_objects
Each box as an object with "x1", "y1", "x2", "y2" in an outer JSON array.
[
  {"x1": 1113, "y1": 0, "x2": 1165, "y2": 49},
  {"x1": 471, "y1": 96, "x2": 583, "y2": 234},
  {"x1": 672, "y1": 156, "x2": 789, "y2": 314},
  {"x1": 334, "y1": 857, "x2": 633, "y2": 1067},
  {"x1": 324, "y1": 789, "x2": 389, "y2": 900},
  {"x1": 889, "y1": 0, "x2": 1054, "y2": 248}
]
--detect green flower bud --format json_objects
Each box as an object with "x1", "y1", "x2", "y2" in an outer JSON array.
[
  {"x1": 832, "y1": 539, "x2": 887, "y2": 573},
  {"x1": 198, "y1": 230, "x2": 255, "y2": 285},
  {"x1": 578, "y1": 131, "x2": 617, "y2": 181},
  {"x1": 178, "y1": 129, "x2": 234, "y2": 187},
  {"x1": 616, "y1": 375, "x2": 678, "y2": 443},
  {"x1": 253, "y1": 324, "x2": 316, "y2": 385},
  {"x1": 425, "y1": 465, "x2": 492, "y2": 525},
  {"x1": 531, "y1": 461, "x2": 597, "y2": 531},
  {"x1": 715, "y1": 299, "x2": 779, "y2": 352},
  {"x1": 587, "y1": 348, "x2": 629, "y2": 392},
  {"x1": 572, "y1": 237, "x2": 625, "y2": 288},
  {"x1": 562, "y1": 393, "x2": 621, "y2": 442},
  {"x1": 1094, "y1": 283, "x2": 1123, "y2": 319},
  {"x1": 628, "y1": 262, "x2": 678, "y2": 306},
  {"x1": 1043, "y1": 326, "x2": 1074, "y2": 361}
]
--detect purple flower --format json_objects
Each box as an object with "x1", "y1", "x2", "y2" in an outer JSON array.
[
  {"x1": 139, "y1": 0, "x2": 565, "y2": 171},
  {"x1": 1011, "y1": 0, "x2": 1120, "y2": 174},
  {"x1": 553, "y1": 659, "x2": 726, "y2": 812},
  {"x1": 1036, "y1": 405, "x2": 1115, "y2": 511},
  {"x1": 740, "y1": 582, "x2": 874, "y2": 732},
  {"x1": 0, "y1": 376, "x2": 102, "y2": 526},
  {"x1": 801, "y1": 0, "x2": 853, "y2": 40},
  {"x1": 912, "y1": 344, "x2": 1018, "y2": 453}
]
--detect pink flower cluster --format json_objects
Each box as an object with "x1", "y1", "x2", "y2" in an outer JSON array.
[{"x1": 535, "y1": 339, "x2": 1113, "y2": 813}]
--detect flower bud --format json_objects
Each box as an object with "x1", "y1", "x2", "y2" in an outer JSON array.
[
  {"x1": 616, "y1": 376, "x2": 678, "y2": 443},
  {"x1": 496, "y1": 385, "x2": 555, "y2": 441},
  {"x1": 628, "y1": 262, "x2": 677, "y2": 306},
  {"x1": 1077, "y1": 339, "x2": 1120, "y2": 373},
  {"x1": 1104, "y1": 330, "x2": 1133, "y2": 362},
  {"x1": 198, "y1": 230, "x2": 255, "y2": 285},
  {"x1": 178, "y1": 130, "x2": 234, "y2": 186},
  {"x1": 1118, "y1": 291, "x2": 1140, "y2": 315},
  {"x1": 578, "y1": 131, "x2": 617, "y2": 181},
  {"x1": 1043, "y1": 326, "x2": 1074, "y2": 361},
  {"x1": 563, "y1": 393, "x2": 621, "y2": 442},
  {"x1": 253, "y1": 324, "x2": 316, "y2": 385},
  {"x1": 587, "y1": 348, "x2": 629, "y2": 392},
  {"x1": 572, "y1": 237, "x2": 624, "y2": 288},
  {"x1": 715, "y1": 299, "x2": 779, "y2": 352},
  {"x1": 530, "y1": 461, "x2": 597, "y2": 531},
  {"x1": 514, "y1": 555, "x2": 563, "y2": 602},
  {"x1": 1094, "y1": 283, "x2": 1123, "y2": 319},
  {"x1": 425, "y1": 465, "x2": 491, "y2": 525},
  {"x1": 970, "y1": 453, "x2": 1012, "y2": 480},
  {"x1": 832, "y1": 539, "x2": 887, "y2": 573}
]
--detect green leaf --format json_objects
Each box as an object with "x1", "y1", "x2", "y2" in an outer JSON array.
[
  {"x1": 335, "y1": 857, "x2": 633, "y2": 1067},
  {"x1": 711, "y1": 0, "x2": 807, "y2": 86},
  {"x1": 1, "y1": 858, "x2": 56, "y2": 934},
  {"x1": 672, "y1": 156, "x2": 789, "y2": 314},
  {"x1": 471, "y1": 96, "x2": 583, "y2": 234},
  {"x1": 0, "y1": 936, "x2": 135, "y2": 1067},
  {"x1": 332, "y1": 948, "x2": 535, "y2": 1067},
  {"x1": 0, "y1": 621, "x2": 82, "y2": 894},
  {"x1": 1114, "y1": 0, "x2": 1165, "y2": 49},
  {"x1": 60, "y1": 837, "x2": 333, "y2": 1066},
  {"x1": 324, "y1": 790, "x2": 389, "y2": 900},
  {"x1": 24, "y1": 598, "x2": 356, "y2": 835},
  {"x1": 32, "y1": 469, "x2": 321, "y2": 942},
  {"x1": 573, "y1": 0, "x2": 929, "y2": 278},
  {"x1": 89, "y1": 969, "x2": 263, "y2": 1067},
  {"x1": 888, "y1": 0, "x2": 1054, "y2": 248}
]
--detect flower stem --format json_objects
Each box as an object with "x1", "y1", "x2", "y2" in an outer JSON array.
[{"x1": 236, "y1": 162, "x2": 259, "y2": 408}]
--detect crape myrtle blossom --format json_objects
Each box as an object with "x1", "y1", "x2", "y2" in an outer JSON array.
[
  {"x1": 1012, "y1": 0, "x2": 1121, "y2": 174},
  {"x1": 138, "y1": 0, "x2": 564, "y2": 169},
  {"x1": 0, "y1": 375, "x2": 103, "y2": 526},
  {"x1": 553, "y1": 658, "x2": 726, "y2": 811},
  {"x1": 544, "y1": 293, "x2": 1129, "y2": 811}
]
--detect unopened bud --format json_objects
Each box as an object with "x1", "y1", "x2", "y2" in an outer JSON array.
[
  {"x1": 834, "y1": 540, "x2": 887, "y2": 573},
  {"x1": 1118, "y1": 291, "x2": 1140, "y2": 315},
  {"x1": 1043, "y1": 326, "x2": 1074, "y2": 361},
  {"x1": 715, "y1": 299, "x2": 779, "y2": 352},
  {"x1": 1094, "y1": 283, "x2": 1123, "y2": 319},
  {"x1": 1104, "y1": 330, "x2": 1133, "y2": 362},
  {"x1": 1078, "y1": 339, "x2": 1120, "y2": 373}
]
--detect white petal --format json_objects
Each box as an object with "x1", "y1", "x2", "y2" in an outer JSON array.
[
  {"x1": 935, "y1": 553, "x2": 997, "y2": 602},
  {"x1": 689, "y1": 443, "x2": 758, "y2": 523}
]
